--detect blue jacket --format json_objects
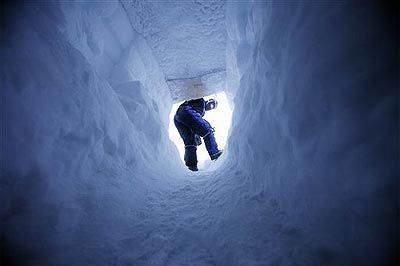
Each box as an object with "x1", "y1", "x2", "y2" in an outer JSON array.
[{"x1": 180, "y1": 98, "x2": 214, "y2": 117}]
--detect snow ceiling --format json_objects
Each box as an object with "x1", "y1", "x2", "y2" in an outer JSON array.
[{"x1": 121, "y1": 1, "x2": 227, "y2": 102}]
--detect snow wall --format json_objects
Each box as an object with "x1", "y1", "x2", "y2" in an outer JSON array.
[
  {"x1": 1, "y1": 2, "x2": 183, "y2": 265},
  {"x1": 224, "y1": 1, "x2": 398, "y2": 265},
  {"x1": 1, "y1": 1, "x2": 398, "y2": 266}
]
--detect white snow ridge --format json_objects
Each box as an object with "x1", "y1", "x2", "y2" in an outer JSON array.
[{"x1": 1, "y1": 1, "x2": 398, "y2": 266}]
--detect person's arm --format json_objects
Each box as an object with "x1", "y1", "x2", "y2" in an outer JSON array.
[{"x1": 205, "y1": 99, "x2": 218, "y2": 111}]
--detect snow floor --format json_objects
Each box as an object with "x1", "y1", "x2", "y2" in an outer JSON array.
[{"x1": 106, "y1": 170, "x2": 318, "y2": 266}]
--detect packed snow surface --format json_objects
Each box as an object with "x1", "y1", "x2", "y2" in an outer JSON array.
[
  {"x1": 1, "y1": 1, "x2": 398, "y2": 266},
  {"x1": 122, "y1": 0, "x2": 227, "y2": 101},
  {"x1": 122, "y1": 0, "x2": 226, "y2": 80}
]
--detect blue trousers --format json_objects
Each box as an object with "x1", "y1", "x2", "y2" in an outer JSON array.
[{"x1": 174, "y1": 105, "x2": 219, "y2": 167}]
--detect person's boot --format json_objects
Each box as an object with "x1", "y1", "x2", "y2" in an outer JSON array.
[
  {"x1": 184, "y1": 145, "x2": 198, "y2": 171},
  {"x1": 203, "y1": 133, "x2": 223, "y2": 161},
  {"x1": 210, "y1": 150, "x2": 223, "y2": 161},
  {"x1": 188, "y1": 165, "x2": 198, "y2": 171}
]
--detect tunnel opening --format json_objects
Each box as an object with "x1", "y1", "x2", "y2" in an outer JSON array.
[{"x1": 168, "y1": 91, "x2": 233, "y2": 170}]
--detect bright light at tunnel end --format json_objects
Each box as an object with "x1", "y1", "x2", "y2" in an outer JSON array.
[{"x1": 169, "y1": 92, "x2": 233, "y2": 170}]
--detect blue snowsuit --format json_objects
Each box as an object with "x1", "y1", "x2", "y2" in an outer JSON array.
[{"x1": 174, "y1": 98, "x2": 220, "y2": 169}]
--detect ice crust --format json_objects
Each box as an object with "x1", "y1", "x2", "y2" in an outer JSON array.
[{"x1": 1, "y1": 1, "x2": 398, "y2": 266}]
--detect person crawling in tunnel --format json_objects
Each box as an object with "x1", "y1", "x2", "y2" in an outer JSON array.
[{"x1": 174, "y1": 98, "x2": 223, "y2": 171}]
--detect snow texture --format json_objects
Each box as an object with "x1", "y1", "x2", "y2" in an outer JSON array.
[
  {"x1": 1, "y1": 1, "x2": 398, "y2": 266},
  {"x1": 121, "y1": 0, "x2": 227, "y2": 101}
]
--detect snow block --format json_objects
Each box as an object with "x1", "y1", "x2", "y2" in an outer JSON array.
[{"x1": 167, "y1": 69, "x2": 226, "y2": 102}]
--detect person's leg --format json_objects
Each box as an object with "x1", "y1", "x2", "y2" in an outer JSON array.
[
  {"x1": 176, "y1": 106, "x2": 222, "y2": 160},
  {"x1": 203, "y1": 130, "x2": 222, "y2": 160},
  {"x1": 174, "y1": 115, "x2": 198, "y2": 170}
]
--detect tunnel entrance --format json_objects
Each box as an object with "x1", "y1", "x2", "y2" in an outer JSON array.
[{"x1": 168, "y1": 92, "x2": 233, "y2": 170}]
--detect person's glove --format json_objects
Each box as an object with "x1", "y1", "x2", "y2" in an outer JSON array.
[
  {"x1": 205, "y1": 99, "x2": 218, "y2": 111},
  {"x1": 195, "y1": 134, "x2": 202, "y2": 146}
]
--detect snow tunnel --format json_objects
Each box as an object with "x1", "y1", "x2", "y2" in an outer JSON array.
[{"x1": 1, "y1": 1, "x2": 398, "y2": 266}]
